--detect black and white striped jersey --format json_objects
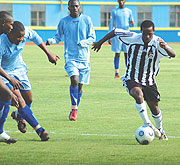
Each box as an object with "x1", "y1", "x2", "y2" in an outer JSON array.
[{"x1": 114, "y1": 28, "x2": 172, "y2": 86}]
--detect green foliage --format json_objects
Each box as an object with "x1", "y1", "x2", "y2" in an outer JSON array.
[{"x1": 0, "y1": 45, "x2": 180, "y2": 165}]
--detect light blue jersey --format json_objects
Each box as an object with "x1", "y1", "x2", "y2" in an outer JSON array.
[
  {"x1": 49, "y1": 14, "x2": 96, "y2": 64},
  {"x1": 48, "y1": 14, "x2": 96, "y2": 84},
  {"x1": 0, "y1": 28, "x2": 43, "y2": 90},
  {"x1": 109, "y1": 8, "x2": 134, "y2": 53}
]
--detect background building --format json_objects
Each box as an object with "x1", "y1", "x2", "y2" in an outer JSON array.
[{"x1": 0, "y1": 0, "x2": 180, "y2": 42}]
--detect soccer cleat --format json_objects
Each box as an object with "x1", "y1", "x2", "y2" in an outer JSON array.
[
  {"x1": 11, "y1": 111, "x2": 27, "y2": 133},
  {"x1": 39, "y1": 129, "x2": 50, "y2": 141},
  {"x1": 159, "y1": 130, "x2": 168, "y2": 141},
  {"x1": 0, "y1": 132, "x2": 17, "y2": 144},
  {"x1": 114, "y1": 74, "x2": 120, "y2": 79},
  {"x1": 17, "y1": 120, "x2": 27, "y2": 133},
  {"x1": 148, "y1": 124, "x2": 161, "y2": 138},
  {"x1": 69, "y1": 109, "x2": 78, "y2": 121}
]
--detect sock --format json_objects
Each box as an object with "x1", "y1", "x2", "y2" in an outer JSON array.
[
  {"x1": 0, "y1": 105, "x2": 10, "y2": 134},
  {"x1": 16, "y1": 103, "x2": 32, "y2": 121},
  {"x1": 152, "y1": 110, "x2": 163, "y2": 131},
  {"x1": 77, "y1": 91, "x2": 82, "y2": 106},
  {"x1": 135, "y1": 101, "x2": 151, "y2": 125},
  {"x1": 114, "y1": 57, "x2": 120, "y2": 70},
  {"x1": 36, "y1": 127, "x2": 43, "y2": 135},
  {"x1": 70, "y1": 85, "x2": 78, "y2": 110},
  {"x1": 18, "y1": 105, "x2": 39, "y2": 128}
]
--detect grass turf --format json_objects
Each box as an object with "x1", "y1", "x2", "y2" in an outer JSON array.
[{"x1": 0, "y1": 44, "x2": 180, "y2": 165}]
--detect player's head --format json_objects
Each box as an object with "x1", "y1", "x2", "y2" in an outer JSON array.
[
  {"x1": 7, "y1": 21, "x2": 25, "y2": 45},
  {"x1": 118, "y1": 0, "x2": 126, "y2": 8},
  {"x1": 0, "y1": 11, "x2": 13, "y2": 34},
  {"x1": 140, "y1": 20, "x2": 155, "y2": 44},
  {"x1": 68, "y1": 0, "x2": 80, "y2": 18}
]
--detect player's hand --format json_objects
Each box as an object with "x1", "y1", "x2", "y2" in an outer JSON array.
[
  {"x1": 158, "y1": 38, "x2": 166, "y2": 49},
  {"x1": 9, "y1": 77, "x2": 24, "y2": 90},
  {"x1": 108, "y1": 39, "x2": 112, "y2": 45},
  {"x1": 11, "y1": 94, "x2": 19, "y2": 108},
  {"x1": 47, "y1": 51, "x2": 60, "y2": 65},
  {"x1": 91, "y1": 41, "x2": 102, "y2": 52}
]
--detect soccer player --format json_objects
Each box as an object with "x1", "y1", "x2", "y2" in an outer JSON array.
[
  {"x1": 108, "y1": 0, "x2": 134, "y2": 79},
  {"x1": 0, "y1": 11, "x2": 23, "y2": 144},
  {"x1": 46, "y1": 0, "x2": 96, "y2": 121},
  {"x1": 0, "y1": 21, "x2": 60, "y2": 141},
  {"x1": 92, "y1": 20, "x2": 176, "y2": 140}
]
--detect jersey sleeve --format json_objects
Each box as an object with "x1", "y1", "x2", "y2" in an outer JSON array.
[
  {"x1": 157, "y1": 43, "x2": 174, "y2": 58},
  {"x1": 78, "y1": 17, "x2": 96, "y2": 48},
  {"x1": 25, "y1": 28, "x2": 43, "y2": 45},
  {"x1": 108, "y1": 10, "x2": 115, "y2": 32},
  {"x1": 48, "y1": 20, "x2": 64, "y2": 44},
  {"x1": 114, "y1": 28, "x2": 135, "y2": 45}
]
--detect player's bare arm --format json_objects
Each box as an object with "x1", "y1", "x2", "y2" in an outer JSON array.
[
  {"x1": 92, "y1": 30, "x2": 116, "y2": 52},
  {"x1": 38, "y1": 42, "x2": 60, "y2": 65},
  {"x1": 0, "y1": 66, "x2": 24, "y2": 90},
  {"x1": 158, "y1": 38, "x2": 176, "y2": 57}
]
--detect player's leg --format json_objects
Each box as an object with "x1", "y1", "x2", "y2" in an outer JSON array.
[
  {"x1": 69, "y1": 75, "x2": 79, "y2": 121},
  {"x1": 111, "y1": 36, "x2": 121, "y2": 78},
  {"x1": 12, "y1": 89, "x2": 49, "y2": 141},
  {"x1": 122, "y1": 43, "x2": 128, "y2": 67},
  {"x1": 114, "y1": 53, "x2": 120, "y2": 78},
  {"x1": 77, "y1": 83, "x2": 83, "y2": 106},
  {"x1": 0, "y1": 80, "x2": 17, "y2": 144},
  {"x1": 146, "y1": 102, "x2": 168, "y2": 140},
  {"x1": 21, "y1": 90, "x2": 33, "y2": 107}
]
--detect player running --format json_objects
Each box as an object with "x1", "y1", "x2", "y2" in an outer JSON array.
[
  {"x1": 0, "y1": 11, "x2": 23, "y2": 144},
  {"x1": 92, "y1": 20, "x2": 176, "y2": 140},
  {"x1": 108, "y1": 0, "x2": 134, "y2": 78},
  {"x1": 0, "y1": 21, "x2": 60, "y2": 141},
  {"x1": 46, "y1": 0, "x2": 96, "y2": 121}
]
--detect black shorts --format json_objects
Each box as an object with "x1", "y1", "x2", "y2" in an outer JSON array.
[{"x1": 126, "y1": 80, "x2": 160, "y2": 102}]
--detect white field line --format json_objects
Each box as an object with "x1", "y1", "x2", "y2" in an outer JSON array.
[{"x1": 5, "y1": 130, "x2": 180, "y2": 139}]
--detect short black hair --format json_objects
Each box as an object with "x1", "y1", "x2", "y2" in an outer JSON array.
[
  {"x1": 140, "y1": 20, "x2": 155, "y2": 31},
  {"x1": 11, "y1": 21, "x2": 25, "y2": 33},
  {"x1": 0, "y1": 11, "x2": 13, "y2": 23},
  {"x1": 68, "y1": 0, "x2": 80, "y2": 6}
]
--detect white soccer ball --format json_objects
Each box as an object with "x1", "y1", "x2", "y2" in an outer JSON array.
[{"x1": 135, "y1": 125, "x2": 155, "y2": 145}]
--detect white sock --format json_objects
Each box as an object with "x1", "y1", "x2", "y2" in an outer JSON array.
[
  {"x1": 135, "y1": 101, "x2": 151, "y2": 125},
  {"x1": 152, "y1": 110, "x2": 163, "y2": 131},
  {"x1": 0, "y1": 132, "x2": 10, "y2": 140}
]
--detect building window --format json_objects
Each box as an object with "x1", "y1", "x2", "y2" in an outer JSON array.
[
  {"x1": 170, "y1": 5, "x2": 180, "y2": 27},
  {"x1": 137, "y1": 5, "x2": 152, "y2": 27},
  {"x1": 31, "y1": 4, "x2": 45, "y2": 26},
  {"x1": 0, "y1": 3, "x2": 12, "y2": 14},
  {"x1": 100, "y1": 5, "x2": 115, "y2": 27}
]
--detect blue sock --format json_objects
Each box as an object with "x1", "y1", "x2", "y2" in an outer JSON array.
[
  {"x1": 70, "y1": 85, "x2": 78, "y2": 110},
  {"x1": 77, "y1": 91, "x2": 82, "y2": 106},
  {"x1": 114, "y1": 57, "x2": 120, "y2": 70},
  {"x1": 18, "y1": 105, "x2": 39, "y2": 128},
  {"x1": 36, "y1": 127, "x2": 43, "y2": 135},
  {"x1": 0, "y1": 105, "x2": 10, "y2": 134}
]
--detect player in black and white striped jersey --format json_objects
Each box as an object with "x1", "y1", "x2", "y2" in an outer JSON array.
[{"x1": 92, "y1": 20, "x2": 176, "y2": 140}]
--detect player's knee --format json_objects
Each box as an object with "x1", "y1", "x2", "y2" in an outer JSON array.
[{"x1": 0, "y1": 91, "x2": 12, "y2": 102}]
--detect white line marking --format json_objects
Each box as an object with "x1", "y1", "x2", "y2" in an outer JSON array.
[{"x1": 5, "y1": 130, "x2": 180, "y2": 138}]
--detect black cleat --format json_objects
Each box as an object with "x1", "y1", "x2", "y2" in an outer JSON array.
[{"x1": 39, "y1": 129, "x2": 50, "y2": 141}]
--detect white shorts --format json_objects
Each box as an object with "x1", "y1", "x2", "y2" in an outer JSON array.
[
  {"x1": 111, "y1": 35, "x2": 127, "y2": 53},
  {"x1": 1, "y1": 67, "x2": 31, "y2": 92},
  {"x1": 64, "y1": 61, "x2": 90, "y2": 84}
]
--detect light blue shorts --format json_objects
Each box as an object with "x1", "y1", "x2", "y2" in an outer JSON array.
[
  {"x1": 64, "y1": 61, "x2": 90, "y2": 84},
  {"x1": 1, "y1": 67, "x2": 31, "y2": 92},
  {"x1": 111, "y1": 35, "x2": 127, "y2": 53}
]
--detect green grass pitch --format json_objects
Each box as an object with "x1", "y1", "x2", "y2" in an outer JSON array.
[{"x1": 0, "y1": 44, "x2": 180, "y2": 165}]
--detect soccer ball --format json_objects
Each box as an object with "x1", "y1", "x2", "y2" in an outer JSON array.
[{"x1": 135, "y1": 125, "x2": 155, "y2": 145}]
